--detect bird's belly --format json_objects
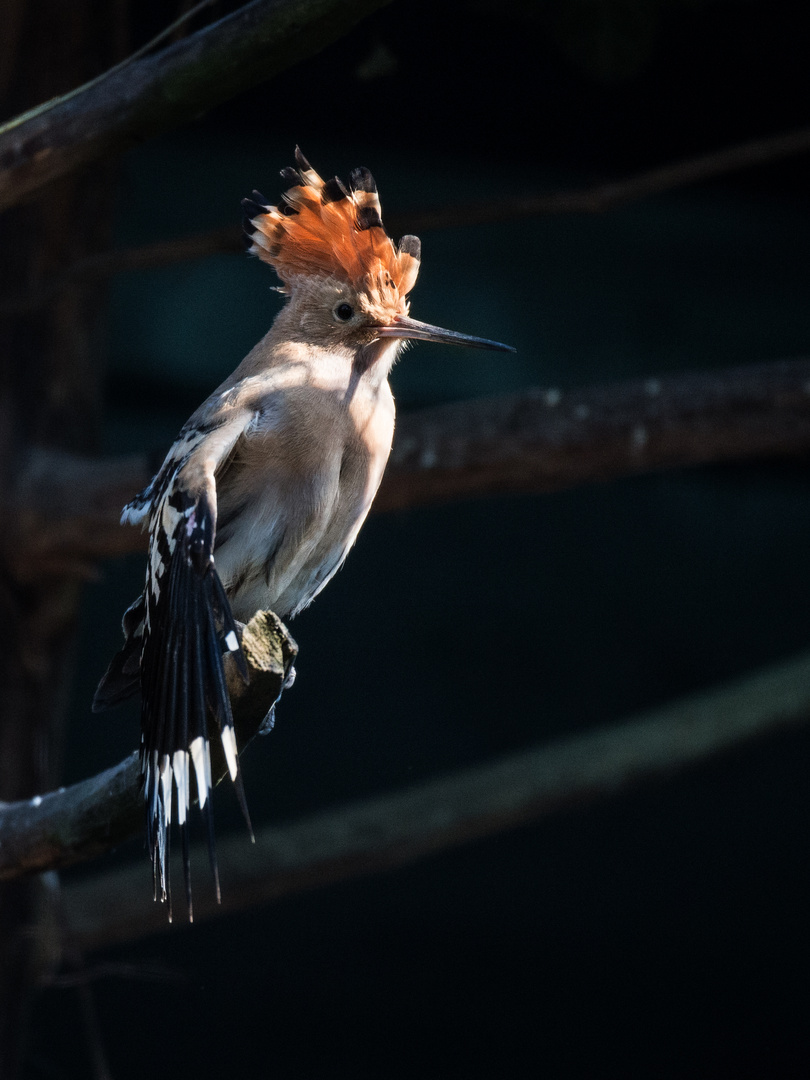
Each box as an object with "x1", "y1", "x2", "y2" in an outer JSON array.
[
  {"x1": 228, "y1": 532, "x2": 349, "y2": 622},
  {"x1": 214, "y1": 468, "x2": 380, "y2": 623},
  {"x1": 214, "y1": 378, "x2": 394, "y2": 623}
]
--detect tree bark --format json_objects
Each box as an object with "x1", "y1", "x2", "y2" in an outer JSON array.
[
  {"x1": 0, "y1": 611, "x2": 297, "y2": 882},
  {"x1": 0, "y1": 0, "x2": 391, "y2": 214}
]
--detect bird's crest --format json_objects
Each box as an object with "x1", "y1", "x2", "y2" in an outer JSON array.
[{"x1": 242, "y1": 148, "x2": 421, "y2": 301}]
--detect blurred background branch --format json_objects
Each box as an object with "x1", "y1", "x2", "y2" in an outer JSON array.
[
  {"x1": 0, "y1": 0, "x2": 390, "y2": 212},
  {"x1": 6, "y1": 359, "x2": 810, "y2": 579},
  {"x1": 60, "y1": 645, "x2": 810, "y2": 951}
]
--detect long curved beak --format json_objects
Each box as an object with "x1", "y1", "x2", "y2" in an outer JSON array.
[{"x1": 378, "y1": 315, "x2": 515, "y2": 353}]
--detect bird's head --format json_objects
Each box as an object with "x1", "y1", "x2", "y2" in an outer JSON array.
[{"x1": 242, "y1": 149, "x2": 514, "y2": 365}]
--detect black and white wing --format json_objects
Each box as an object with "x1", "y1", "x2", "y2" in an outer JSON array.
[{"x1": 99, "y1": 408, "x2": 254, "y2": 920}]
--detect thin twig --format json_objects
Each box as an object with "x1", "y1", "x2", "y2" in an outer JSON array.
[
  {"x1": 61, "y1": 646, "x2": 810, "y2": 951},
  {"x1": 3, "y1": 123, "x2": 809, "y2": 316},
  {"x1": 6, "y1": 359, "x2": 810, "y2": 577},
  {"x1": 0, "y1": 0, "x2": 391, "y2": 213},
  {"x1": 400, "y1": 125, "x2": 810, "y2": 231}
]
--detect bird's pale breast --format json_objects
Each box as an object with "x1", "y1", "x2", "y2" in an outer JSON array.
[{"x1": 213, "y1": 361, "x2": 395, "y2": 621}]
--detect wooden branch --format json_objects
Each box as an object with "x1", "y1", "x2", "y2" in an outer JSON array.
[
  {"x1": 0, "y1": 0, "x2": 390, "y2": 213},
  {"x1": 375, "y1": 358, "x2": 810, "y2": 511},
  {"x1": 0, "y1": 611, "x2": 297, "y2": 881},
  {"x1": 6, "y1": 359, "x2": 810, "y2": 578},
  {"x1": 61, "y1": 646, "x2": 810, "y2": 951},
  {"x1": 7, "y1": 448, "x2": 152, "y2": 577},
  {"x1": 4, "y1": 124, "x2": 810, "y2": 314}
]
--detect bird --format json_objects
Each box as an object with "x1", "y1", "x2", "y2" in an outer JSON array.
[{"x1": 93, "y1": 148, "x2": 515, "y2": 920}]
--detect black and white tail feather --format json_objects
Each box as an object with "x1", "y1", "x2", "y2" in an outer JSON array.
[{"x1": 94, "y1": 456, "x2": 250, "y2": 922}]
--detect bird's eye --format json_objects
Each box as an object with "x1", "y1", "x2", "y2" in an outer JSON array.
[{"x1": 334, "y1": 302, "x2": 354, "y2": 322}]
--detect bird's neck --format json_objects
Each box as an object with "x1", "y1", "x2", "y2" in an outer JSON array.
[{"x1": 234, "y1": 312, "x2": 402, "y2": 390}]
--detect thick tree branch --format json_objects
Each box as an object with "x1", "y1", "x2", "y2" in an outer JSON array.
[
  {"x1": 376, "y1": 358, "x2": 810, "y2": 510},
  {"x1": 0, "y1": 0, "x2": 390, "y2": 213},
  {"x1": 6, "y1": 359, "x2": 810, "y2": 578},
  {"x1": 7, "y1": 449, "x2": 151, "y2": 577},
  {"x1": 61, "y1": 646, "x2": 810, "y2": 951},
  {"x1": 0, "y1": 611, "x2": 297, "y2": 881}
]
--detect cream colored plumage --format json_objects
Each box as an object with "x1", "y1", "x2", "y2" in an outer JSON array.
[{"x1": 94, "y1": 148, "x2": 514, "y2": 918}]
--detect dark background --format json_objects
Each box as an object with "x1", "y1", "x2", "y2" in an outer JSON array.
[{"x1": 19, "y1": 1, "x2": 810, "y2": 1076}]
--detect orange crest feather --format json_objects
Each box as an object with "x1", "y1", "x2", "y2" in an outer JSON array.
[{"x1": 242, "y1": 149, "x2": 421, "y2": 300}]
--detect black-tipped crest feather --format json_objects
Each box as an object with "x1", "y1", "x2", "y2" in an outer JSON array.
[
  {"x1": 355, "y1": 205, "x2": 383, "y2": 231},
  {"x1": 399, "y1": 235, "x2": 421, "y2": 258},
  {"x1": 321, "y1": 177, "x2": 349, "y2": 204},
  {"x1": 349, "y1": 166, "x2": 377, "y2": 193},
  {"x1": 241, "y1": 197, "x2": 269, "y2": 218},
  {"x1": 279, "y1": 167, "x2": 303, "y2": 188}
]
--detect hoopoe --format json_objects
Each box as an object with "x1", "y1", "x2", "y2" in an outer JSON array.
[{"x1": 94, "y1": 149, "x2": 514, "y2": 919}]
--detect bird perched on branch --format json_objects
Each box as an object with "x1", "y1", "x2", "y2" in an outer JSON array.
[{"x1": 93, "y1": 148, "x2": 514, "y2": 919}]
